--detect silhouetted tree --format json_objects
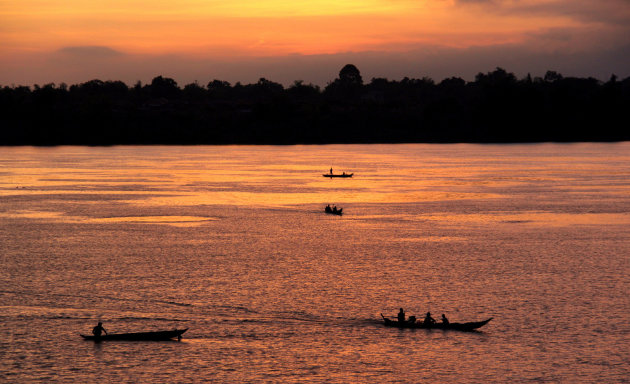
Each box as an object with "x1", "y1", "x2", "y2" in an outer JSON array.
[
  {"x1": 475, "y1": 67, "x2": 517, "y2": 86},
  {"x1": 183, "y1": 82, "x2": 206, "y2": 99},
  {"x1": 338, "y1": 64, "x2": 363, "y2": 86},
  {"x1": 439, "y1": 77, "x2": 466, "y2": 88},
  {"x1": 149, "y1": 76, "x2": 179, "y2": 98},
  {"x1": 207, "y1": 79, "x2": 232, "y2": 99},
  {"x1": 253, "y1": 78, "x2": 284, "y2": 95},
  {"x1": 207, "y1": 80, "x2": 231, "y2": 90},
  {"x1": 325, "y1": 64, "x2": 365, "y2": 99},
  {"x1": 288, "y1": 80, "x2": 320, "y2": 99},
  {"x1": 1, "y1": 68, "x2": 629, "y2": 145},
  {"x1": 544, "y1": 70, "x2": 563, "y2": 83},
  {"x1": 607, "y1": 74, "x2": 618, "y2": 85}
]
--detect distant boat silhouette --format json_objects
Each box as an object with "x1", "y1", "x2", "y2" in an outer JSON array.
[
  {"x1": 380, "y1": 314, "x2": 492, "y2": 332},
  {"x1": 323, "y1": 172, "x2": 353, "y2": 178},
  {"x1": 325, "y1": 205, "x2": 343, "y2": 215},
  {"x1": 80, "y1": 328, "x2": 187, "y2": 341}
]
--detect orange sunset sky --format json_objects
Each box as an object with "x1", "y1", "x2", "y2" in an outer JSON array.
[{"x1": 1, "y1": 0, "x2": 629, "y2": 86}]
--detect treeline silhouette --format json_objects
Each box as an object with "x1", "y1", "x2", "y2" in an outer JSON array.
[{"x1": 1, "y1": 65, "x2": 628, "y2": 145}]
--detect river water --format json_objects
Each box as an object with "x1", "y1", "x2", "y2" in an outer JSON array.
[{"x1": 1, "y1": 144, "x2": 628, "y2": 383}]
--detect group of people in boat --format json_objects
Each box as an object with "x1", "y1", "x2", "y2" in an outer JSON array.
[
  {"x1": 397, "y1": 308, "x2": 449, "y2": 326},
  {"x1": 325, "y1": 204, "x2": 342, "y2": 214}
]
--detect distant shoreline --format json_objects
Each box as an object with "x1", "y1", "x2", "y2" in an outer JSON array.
[{"x1": 2, "y1": 66, "x2": 628, "y2": 146}]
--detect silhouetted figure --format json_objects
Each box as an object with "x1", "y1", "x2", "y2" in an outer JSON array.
[
  {"x1": 423, "y1": 312, "x2": 436, "y2": 326},
  {"x1": 92, "y1": 322, "x2": 107, "y2": 338},
  {"x1": 408, "y1": 315, "x2": 417, "y2": 324},
  {"x1": 330, "y1": 167, "x2": 333, "y2": 174},
  {"x1": 398, "y1": 308, "x2": 405, "y2": 323},
  {"x1": 441, "y1": 314, "x2": 449, "y2": 325}
]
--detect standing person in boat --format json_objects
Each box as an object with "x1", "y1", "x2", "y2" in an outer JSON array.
[
  {"x1": 423, "y1": 312, "x2": 436, "y2": 326},
  {"x1": 441, "y1": 314, "x2": 449, "y2": 325},
  {"x1": 397, "y1": 308, "x2": 406, "y2": 323},
  {"x1": 92, "y1": 322, "x2": 108, "y2": 338},
  {"x1": 330, "y1": 167, "x2": 333, "y2": 174}
]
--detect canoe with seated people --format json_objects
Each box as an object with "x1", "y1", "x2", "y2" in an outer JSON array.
[{"x1": 381, "y1": 309, "x2": 492, "y2": 331}]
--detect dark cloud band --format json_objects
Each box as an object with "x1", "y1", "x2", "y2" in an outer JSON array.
[{"x1": 57, "y1": 46, "x2": 123, "y2": 57}]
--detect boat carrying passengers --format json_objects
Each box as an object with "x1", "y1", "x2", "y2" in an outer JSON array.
[{"x1": 397, "y1": 309, "x2": 447, "y2": 325}]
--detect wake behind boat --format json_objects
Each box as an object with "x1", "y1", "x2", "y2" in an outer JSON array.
[
  {"x1": 80, "y1": 328, "x2": 188, "y2": 341},
  {"x1": 381, "y1": 314, "x2": 492, "y2": 332}
]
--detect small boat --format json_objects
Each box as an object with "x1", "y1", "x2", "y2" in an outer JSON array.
[
  {"x1": 80, "y1": 328, "x2": 188, "y2": 341},
  {"x1": 323, "y1": 173, "x2": 353, "y2": 178},
  {"x1": 381, "y1": 314, "x2": 492, "y2": 332},
  {"x1": 325, "y1": 205, "x2": 343, "y2": 215}
]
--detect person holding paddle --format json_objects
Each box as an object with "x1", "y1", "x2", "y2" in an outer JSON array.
[{"x1": 92, "y1": 322, "x2": 108, "y2": 338}]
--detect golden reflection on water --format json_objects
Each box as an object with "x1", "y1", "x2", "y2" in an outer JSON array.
[
  {"x1": 1, "y1": 144, "x2": 630, "y2": 228},
  {"x1": 421, "y1": 212, "x2": 630, "y2": 226},
  {"x1": 0, "y1": 210, "x2": 217, "y2": 227},
  {"x1": 139, "y1": 190, "x2": 501, "y2": 207},
  {"x1": 1, "y1": 160, "x2": 504, "y2": 208},
  {"x1": 390, "y1": 236, "x2": 468, "y2": 243},
  {"x1": 92, "y1": 216, "x2": 218, "y2": 227},
  {"x1": 1, "y1": 144, "x2": 630, "y2": 383}
]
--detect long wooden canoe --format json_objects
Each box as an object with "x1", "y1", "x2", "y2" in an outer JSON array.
[
  {"x1": 80, "y1": 328, "x2": 188, "y2": 341},
  {"x1": 323, "y1": 173, "x2": 353, "y2": 178},
  {"x1": 381, "y1": 315, "x2": 492, "y2": 331}
]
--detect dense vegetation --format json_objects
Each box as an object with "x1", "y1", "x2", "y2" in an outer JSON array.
[{"x1": 1, "y1": 65, "x2": 628, "y2": 145}]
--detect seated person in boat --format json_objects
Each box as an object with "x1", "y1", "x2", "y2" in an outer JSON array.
[
  {"x1": 408, "y1": 315, "x2": 416, "y2": 324},
  {"x1": 423, "y1": 312, "x2": 436, "y2": 325},
  {"x1": 92, "y1": 322, "x2": 108, "y2": 337},
  {"x1": 397, "y1": 308, "x2": 405, "y2": 323},
  {"x1": 325, "y1": 204, "x2": 331, "y2": 212},
  {"x1": 441, "y1": 314, "x2": 449, "y2": 325}
]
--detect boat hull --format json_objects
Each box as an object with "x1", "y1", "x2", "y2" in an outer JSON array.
[
  {"x1": 80, "y1": 329, "x2": 188, "y2": 341},
  {"x1": 381, "y1": 316, "x2": 492, "y2": 331},
  {"x1": 323, "y1": 174, "x2": 353, "y2": 178}
]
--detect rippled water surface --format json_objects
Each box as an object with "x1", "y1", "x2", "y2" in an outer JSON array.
[{"x1": 1, "y1": 144, "x2": 629, "y2": 383}]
